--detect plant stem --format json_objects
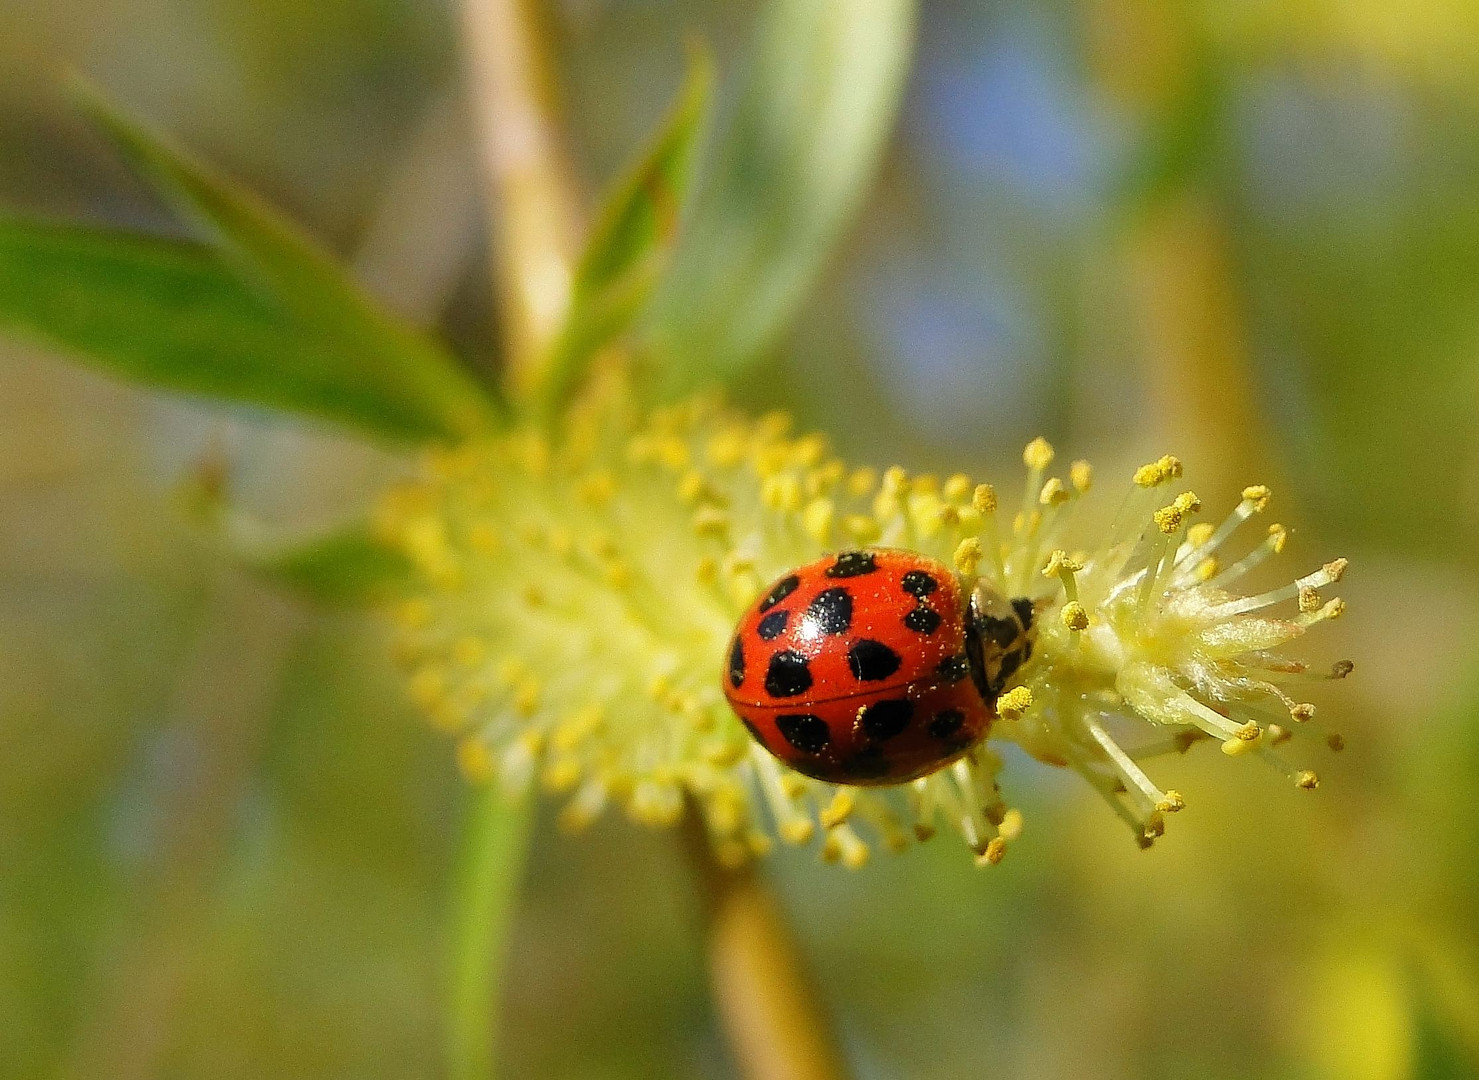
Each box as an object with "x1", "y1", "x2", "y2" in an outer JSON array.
[
  {"x1": 446, "y1": 787, "x2": 534, "y2": 1080},
  {"x1": 459, "y1": 0, "x2": 581, "y2": 398},
  {"x1": 683, "y1": 818, "x2": 851, "y2": 1080}
]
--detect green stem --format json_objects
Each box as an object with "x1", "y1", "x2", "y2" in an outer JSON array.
[{"x1": 446, "y1": 787, "x2": 535, "y2": 1080}]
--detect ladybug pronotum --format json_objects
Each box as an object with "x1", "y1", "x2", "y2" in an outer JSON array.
[{"x1": 723, "y1": 548, "x2": 1035, "y2": 785}]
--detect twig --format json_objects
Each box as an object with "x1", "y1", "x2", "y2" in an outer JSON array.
[
  {"x1": 683, "y1": 815, "x2": 851, "y2": 1080},
  {"x1": 459, "y1": 0, "x2": 581, "y2": 395}
]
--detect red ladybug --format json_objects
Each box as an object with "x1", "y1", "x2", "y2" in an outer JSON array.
[{"x1": 723, "y1": 548, "x2": 1035, "y2": 785}]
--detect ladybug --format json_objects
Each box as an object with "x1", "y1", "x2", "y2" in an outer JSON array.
[{"x1": 723, "y1": 548, "x2": 1035, "y2": 785}]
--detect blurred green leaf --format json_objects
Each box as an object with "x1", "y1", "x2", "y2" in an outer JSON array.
[
  {"x1": 643, "y1": 0, "x2": 916, "y2": 394},
  {"x1": 537, "y1": 47, "x2": 714, "y2": 417},
  {"x1": 67, "y1": 78, "x2": 503, "y2": 441},
  {"x1": 244, "y1": 523, "x2": 413, "y2": 606},
  {"x1": 0, "y1": 217, "x2": 485, "y2": 440}
]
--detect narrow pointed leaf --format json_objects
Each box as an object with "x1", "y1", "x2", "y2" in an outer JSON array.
[
  {"x1": 643, "y1": 0, "x2": 916, "y2": 392},
  {"x1": 0, "y1": 217, "x2": 479, "y2": 440},
  {"x1": 68, "y1": 78, "x2": 502, "y2": 440},
  {"x1": 536, "y1": 48, "x2": 714, "y2": 416}
]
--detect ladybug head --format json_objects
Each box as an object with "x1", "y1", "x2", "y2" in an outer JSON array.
[{"x1": 964, "y1": 581, "x2": 1037, "y2": 704}]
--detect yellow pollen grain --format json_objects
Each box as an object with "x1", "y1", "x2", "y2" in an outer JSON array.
[
  {"x1": 1157, "y1": 790, "x2": 1185, "y2": 813},
  {"x1": 794, "y1": 433, "x2": 827, "y2": 468},
  {"x1": 781, "y1": 819, "x2": 815, "y2": 846},
  {"x1": 802, "y1": 498, "x2": 835, "y2": 543},
  {"x1": 456, "y1": 738, "x2": 497, "y2": 784},
  {"x1": 944, "y1": 474, "x2": 973, "y2": 502},
  {"x1": 1296, "y1": 770, "x2": 1320, "y2": 790},
  {"x1": 999, "y1": 808, "x2": 1024, "y2": 840},
  {"x1": 1194, "y1": 557, "x2": 1219, "y2": 582},
  {"x1": 847, "y1": 467, "x2": 878, "y2": 498},
  {"x1": 819, "y1": 790, "x2": 856, "y2": 829},
  {"x1": 1290, "y1": 702, "x2": 1316, "y2": 722},
  {"x1": 1133, "y1": 454, "x2": 1183, "y2": 487},
  {"x1": 1039, "y1": 477, "x2": 1069, "y2": 506},
  {"x1": 845, "y1": 514, "x2": 882, "y2": 544},
  {"x1": 677, "y1": 469, "x2": 706, "y2": 503},
  {"x1": 1324, "y1": 558, "x2": 1349, "y2": 582},
  {"x1": 1173, "y1": 490, "x2": 1201, "y2": 515},
  {"x1": 1236, "y1": 720, "x2": 1262, "y2": 741},
  {"x1": 514, "y1": 678, "x2": 541, "y2": 717},
  {"x1": 1153, "y1": 504, "x2": 1184, "y2": 534},
  {"x1": 972, "y1": 483, "x2": 998, "y2": 514},
  {"x1": 541, "y1": 758, "x2": 581, "y2": 793},
  {"x1": 693, "y1": 507, "x2": 729, "y2": 539},
  {"x1": 1187, "y1": 522, "x2": 1215, "y2": 547},
  {"x1": 1023, "y1": 437, "x2": 1055, "y2": 471},
  {"x1": 1070, "y1": 460, "x2": 1093, "y2": 493},
  {"x1": 1061, "y1": 601, "x2": 1089, "y2": 631},
  {"x1": 997, "y1": 686, "x2": 1033, "y2": 719},
  {"x1": 1299, "y1": 586, "x2": 1322, "y2": 613},
  {"x1": 1268, "y1": 524, "x2": 1288, "y2": 553},
  {"x1": 953, "y1": 537, "x2": 984, "y2": 576},
  {"x1": 980, "y1": 837, "x2": 1008, "y2": 865},
  {"x1": 706, "y1": 429, "x2": 747, "y2": 468},
  {"x1": 1242, "y1": 484, "x2": 1272, "y2": 511}
]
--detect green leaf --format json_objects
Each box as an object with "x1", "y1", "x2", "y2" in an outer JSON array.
[
  {"x1": 536, "y1": 47, "x2": 714, "y2": 417},
  {"x1": 0, "y1": 217, "x2": 484, "y2": 440},
  {"x1": 245, "y1": 523, "x2": 414, "y2": 606},
  {"x1": 66, "y1": 78, "x2": 502, "y2": 441},
  {"x1": 643, "y1": 0, "x2": 917, "y2": 393}
]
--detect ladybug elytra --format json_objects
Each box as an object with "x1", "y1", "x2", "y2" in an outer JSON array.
[{"x1": 723, "y1": 548, "x2": 1035, "y2": 785}]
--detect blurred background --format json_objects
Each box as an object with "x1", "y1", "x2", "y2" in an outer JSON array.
[{"x1": 1, "y1": 0, "x2": 1477, "y2": 1077}]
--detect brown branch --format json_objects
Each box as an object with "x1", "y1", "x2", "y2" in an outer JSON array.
[
  {"x1": 459, "y1": 0, "x2": 582, "y2": 393},
  {"x1": 683, "y1": 817, "x2": 851, "y2": 1080}
]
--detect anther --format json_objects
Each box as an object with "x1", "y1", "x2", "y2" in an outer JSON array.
[
  {"x1": 1061, "y1": 601, "x2": 1089, "y2": 631},
  {"x1": 1023, "y1": 437, "x2": 1055, "y2": 471}
]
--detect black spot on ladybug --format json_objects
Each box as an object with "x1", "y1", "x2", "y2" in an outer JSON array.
[
  {"x1": 1021, "y1": 640, "x2": 1034, "y2": 662},
  {"x1": 757, "y1": 610, "x2": 789, "y2": 640},
  {"x1": 759, "y1": 574, "x2": 800, "y2": 612},
  {"x1": 765, "y1": 650, "x2": 813, "y2": 697},
  {"x1": 804, "y1": 587, "x2": 853, "y2": 635},
  {"x1": 845, "y1": 745, "x2": 887, "y2": 781},
  {"x1": 825, "y1": 550, "x2": 878, "y2": 578},
  {"x1": 842, "y1": 747, "x2": 894, "y2": 779},
  {"x1": 776, "y1": 713, "x2": 830, "y2": 754},
  {"x1": 929, "y1": 708, "x2": 965, "y2": 739},
  {"x1": 740, "y1": 718, "x2": 765, "y2": 746},
  {"x1": 901, "y1": 570, "x2": 938, "y2": 597},
  {"x1": 975, "y1": 613, "x2": 1021, "y2": 650},
  {"x1": 848, "y1": 639, "x2": 902, "y2": 682},
  {"x1": 904, "y1": 606, "x2": 942, "y2": 634},
  {"x1": 728, "y1": 637, "x2": 745, "y2": 688},
  {"x1": 859, "y1": 698, "x2": 913, "y2": 740},
  {"x1": 936, "y1": 654, "x2": 970, "y2": 683},
  {"x1": 1011, "y1": 596, "x2": 1035, "y2": 631}
]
